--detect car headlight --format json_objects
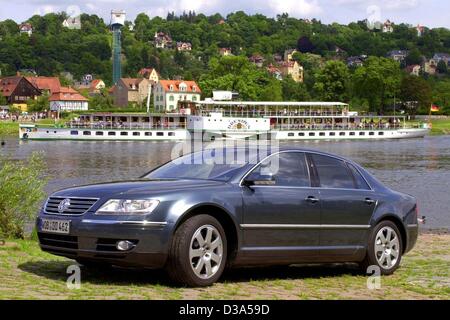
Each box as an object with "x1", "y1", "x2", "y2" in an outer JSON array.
[{"x1": 96, "y1": 199, "x2": 160, "y2": 215}]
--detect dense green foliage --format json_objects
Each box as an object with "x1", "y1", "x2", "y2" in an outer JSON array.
[
  {"x1": 1, "y1": 11, "x2": 450, "y2": 113},
  {"x1": 0, "y1": 152, "x2": 47, "y2": 238}
]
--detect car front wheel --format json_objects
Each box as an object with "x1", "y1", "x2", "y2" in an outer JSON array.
[
  {"x1": 166, "y1": 215, "x2": 227, "y2": 287},
  {"x1": 362, "y1": 221, "x2": 403, "y2": 275}
]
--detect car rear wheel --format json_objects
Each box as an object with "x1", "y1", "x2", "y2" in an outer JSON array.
[
  {"x1": 166, "y1": 215, "x2": 227, "y2": 287},
  {"x1": 361, "y1": 221, "x2": 403, "y2": 275}
]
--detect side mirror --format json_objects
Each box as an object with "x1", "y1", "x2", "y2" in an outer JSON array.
[{"x1": 243, "y1": 174, "x2": 276, "y2": 187}]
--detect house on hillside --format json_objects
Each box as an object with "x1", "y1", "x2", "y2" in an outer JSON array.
[
  {"x1": 416, "y1": 24, "x2": 425, "y2": 37},
  {"x1": 154, "y1": 32, "x2": 173, "y2": 49},
  {"x1": 406, "y1": 65, "x2": 421, "y2": 76},
  {"x1": 63, "y1": 16, "x2": 81, "y2": 30},
  {"x1": 249, "y1": 54, "x2": 265, "y2": 68},
  {"x1": 387, "y1": 50, "x2": 408, "y2": 63},
  {"x1": 49, "y1": 87, "x2": 89, "y2": 112},
  {"x1": 433, "y1": 53, "x2": 450, "y2": 66},
  {"x1": 284, "y1": 49, "x2": 299, "y2": 62},
  {"x1": 383, "y1": 20, "x2": 394, "y2": 33},
  {"x1": 138, "y1": 68, "x2": 160, "y2": 83},
  {"x1": 90, "y1": 79, "x2": 106, "y2": 94},
  {"x1": 424, "y1": 58, "x2": 438, "y2": 75},
  {"x1": 219, "y1": 48, "x2": 232, "y2": 56},
  {"x1": 278, "y1": 61, "x2": 304, "y2": 83},
  {"x1": 153, "y1": 80, "x2": 201, "y2": 112},
  {"x1": 112, "y1": 78, "x2": 151, "y2": 107},
  {"x1": 267, "y1": 64, "x2": 283, "y2": 81},
  {"x1": 0, "y1": 76, "x2": 41, "y2": 111},
  {"x1": 347, "y1": 56, "x2": 367, "y2": 68},
  {"x1": 19, "y1": 23, "x2": 33, "y2": 36},
  {"x1": 26, "y1": 77, "x2": 61, "y2": 95},
  {"x1": 176, "y1": 42, "x2": 192, "y2": 51}
]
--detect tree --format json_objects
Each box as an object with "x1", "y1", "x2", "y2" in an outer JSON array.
[
  {"x1": 437, "y1": 60, "x2": 448, "y2": 74},
  {"x1": 297, "y1": 36, "x2": 315, "y2": 53},
  {"x1": 432, "y1": 80, "x2": 450, "y2": 114},
  {"x1": 405, "y1": 48, "x2": 423, "y2": 66},
  {"x1": 28, "y1": 94, "x2": 49, "y2": 112},
  {"x1": 0, "y1": 92, "x2": 7, "y2": 105},
  {"x1": 400, "y1": 75, "x2": 432, "y2": 116},
  {"x1": 353, "y1": 57, "x2": 402, "y2": 113},
  {"x1": 282, "y1": 77, "x2": 311, "y2": 101},
  {"x1": 314, "y1": 61, "x2": 350, "y2": 102}
]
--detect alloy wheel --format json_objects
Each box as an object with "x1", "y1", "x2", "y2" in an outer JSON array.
[{"x1": 374, "y1": 226, "x2": 400, "y2": 269}]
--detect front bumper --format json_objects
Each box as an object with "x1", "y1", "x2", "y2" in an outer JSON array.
[{"x1": 36, "y1": 212, "x2": 173, "y2": 268}]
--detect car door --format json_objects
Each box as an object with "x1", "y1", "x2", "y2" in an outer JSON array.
[
  {"x1": 308, "y1": 154, "x2": 376, "y2": 254},
  {"x1": 240, "y1": 152, "x2": 322, "y2": 263}
]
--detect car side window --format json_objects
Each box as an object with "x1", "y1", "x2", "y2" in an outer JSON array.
[
  {"x1": 311, "y1": 154, "x2": 355, "y2": 189},
  {"x1": 347, "y1": 163, "x2": 371, "y2": 190},
  {"x1": 247, "y1": 152, "x2": 310, "y2": 187}
]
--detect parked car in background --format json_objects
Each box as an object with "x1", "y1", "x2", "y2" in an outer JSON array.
[{"x1": 36, "y1": 148, "x2": 419, "y2": 286}]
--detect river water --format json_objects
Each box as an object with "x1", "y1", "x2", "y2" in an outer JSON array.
[{"x1": 1, "y1": 136, "x2": 449, "y2": 230}]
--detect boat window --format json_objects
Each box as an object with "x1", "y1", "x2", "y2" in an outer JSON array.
[
  {"x1": 298, "y1": 133, "x2": 305, "y2": 136},
  {"x1": 369, "y1": 132, "x2": 375, "y2": 136},
  {"x1": 120, "y1": 132, "x2": 128, "y2": 136},
  {"x1": 319, "y1": 132, "x2": 325, "y2": 136},
  {"x1": 70, "y1": 131, "x2": 78, "y2": 135},
  {"x1": 96, "y1": 131, "x2": 104, "y2": 136},
  {"x1": 288, "y1": 133, "x2": 294, "y2": 137},
  {"x1": 359, "y1": 132, "x2": 365, "y2": 136},
  {"x1": 378, "y1": 132, "x2": 384, "y2": 136},
  {"x1": 309, "y1": 132, "x2": 315, "y2": 137},
  {"x1": 108, "y1": 132, "x2": 116, "y2": 136},
  {"x1": 339, "y1": 132, "x2": 346, "y2": 136},
  {"x1": 311, "y1": 154, "x2": 355, "y2": 189},
  {"x1": 145, "y1": 132, "x2": 152, "y2": 136},
  {"x1": 350, "y1": 132, "x2": 356, "y2": 136},
  {"x1": 157, "y1": 132, "x2": 164, "y2": 136},
  {"x1": 347, "y1": 163, "x2": 371, "y2": 190},
  {"x1": 168, "y1": 132, "x2": 175, "y2": 137},
  {"x1": 83, "y1": 131, "x2": 91, "y2": 136},
  {"x1": 246, "y1": 152, "x2": 310, "y2": 187},
  {"x1": 133, "y1": 132, "x2": 140, "y2": 136},
  {"x1": 329, "y1": 132, "x2": 336, "y2": 136}
]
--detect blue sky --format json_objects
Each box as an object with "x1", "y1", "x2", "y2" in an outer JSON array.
[{"x1": 0, "y1": 0, "x2": 448, "y2": 28}]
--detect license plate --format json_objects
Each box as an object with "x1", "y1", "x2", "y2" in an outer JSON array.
[{"x1": 41, "y1": 219, "x2": 70, "y2": 234}]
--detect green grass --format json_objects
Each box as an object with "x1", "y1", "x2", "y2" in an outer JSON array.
[
  {"x1": 0, "y1": 122, "x2": 19, "y2": 136},
  {"x1": 430, "y1": 119, "x2": 450, "y2": 135},
  {"x1": 0, "y1": 233, "x2": 448, "y2": 300}
]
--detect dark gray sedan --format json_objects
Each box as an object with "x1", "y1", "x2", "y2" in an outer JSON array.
[{"x1": 36, "y1": 148, "x2": 419, "y2": 286}]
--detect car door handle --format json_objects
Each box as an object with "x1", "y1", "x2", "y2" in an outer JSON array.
[
  {"x1": 365, "y1": 198, "x2": 376, "y2": 205},
  {"x1": 305, "y1": 196, "x2": 320, "y2": 204}
]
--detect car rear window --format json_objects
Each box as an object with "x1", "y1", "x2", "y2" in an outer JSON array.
[{"x1": 311, "y1": 154, "x2": 355, "y2": 189}]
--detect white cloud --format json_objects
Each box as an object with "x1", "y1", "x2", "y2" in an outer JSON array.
[{"x1": 267, "y1": 0, "x2": 323, "y2": 16}]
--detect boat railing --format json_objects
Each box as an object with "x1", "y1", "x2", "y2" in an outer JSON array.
[
  {"x1": 197, "y1": 111, "x2": 347, "y2": 118},
  {"x1": 65, "y1": 122, "x2": 186, "y2": 130},
  {"x1": 273, "y1": 123, "x2": 409, "y2": 130}
]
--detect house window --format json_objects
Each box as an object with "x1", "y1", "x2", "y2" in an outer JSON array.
[
  {"x1": 192, "y1": 95, "x2": 197, "y2": 101},
  {"x1": 192, "y1": 86, "x2": 197, "y2": 92},
  {"x1": 169, "y1": 85, "x2": 174, "y2": 91},
  {"x1": 169, "y1": 95, "x2": 174, "y2": 101}
]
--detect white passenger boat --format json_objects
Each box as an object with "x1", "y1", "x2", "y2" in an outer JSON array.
[{"x1": 19, "y1": 101, "x2": 430, "y2": 141}]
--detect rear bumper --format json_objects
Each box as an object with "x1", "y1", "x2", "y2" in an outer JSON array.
[
  {"x1": 36, "y1": 214, "x2": 173, "y2": 268},
  {"x1": 405, "y1": 224, "x2": 419, "y2": 254}
]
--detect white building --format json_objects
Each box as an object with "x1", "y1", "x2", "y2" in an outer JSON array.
[
  {"x1": 49, "y1": 87, "x2": 89, "y2": 112},
  {"x1": 153, "y1": 80, "x2": 201, "y2": 111}
]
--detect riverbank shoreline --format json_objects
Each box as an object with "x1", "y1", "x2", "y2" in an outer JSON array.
[{"x1": 0, "y1": 233, "x2": 448, "y2": 299}]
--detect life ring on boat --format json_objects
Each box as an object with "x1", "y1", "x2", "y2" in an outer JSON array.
[{"x1": 22, "y1": 133, "x2": 29, "y2": 140}]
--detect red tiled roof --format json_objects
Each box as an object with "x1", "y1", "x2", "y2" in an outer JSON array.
[
  {"x1": 49, "y1": 87, "x2": 88, "y2": 102},
  {"x1": 0, "y1": 76, "x2": 22, "y2": 97},
  {"x1": 90, "y1": 79, "x2": 104, "y2": 90},
  {"x1": 120, "y1": 78, "x2": 144, "y2": 90},
  {"x1": 26, "y1": 76, "x2": 61, "y2": 94},
  {"x1": 159, "y1": 80, "x2": 201, "y2": 93}
]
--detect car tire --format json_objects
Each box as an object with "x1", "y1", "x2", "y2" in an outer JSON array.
[
  {"x1": 166, "y1": 215, "x2": 227, "y2": 287},
  {"x1": 361, "y1": 221, "x2": 403, "y2": 275}
]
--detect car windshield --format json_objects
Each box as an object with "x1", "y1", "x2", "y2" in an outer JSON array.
[{"x1": 145, "y1": 148, "x2": 264, "y2": 182}]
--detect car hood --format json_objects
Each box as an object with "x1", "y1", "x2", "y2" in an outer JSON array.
[{"x1": 52, "y1": 179, "x2": 228, "y2": 198}]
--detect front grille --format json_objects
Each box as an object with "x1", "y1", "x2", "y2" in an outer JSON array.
[
  {"x1": 44, "y1": 197, "x2": 98, "y2": 215},
  {"x1": 38, "y1": 233, "x2": 78, "y2": 249}
]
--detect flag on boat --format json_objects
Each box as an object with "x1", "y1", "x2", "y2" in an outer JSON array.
[{"x1": 430, "y1": 104, "x2": 440, "y2": 112}]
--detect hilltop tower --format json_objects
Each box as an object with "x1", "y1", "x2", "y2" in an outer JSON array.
[{"x1": 111, "y1": 10, "x2": 125, "y2": 85}]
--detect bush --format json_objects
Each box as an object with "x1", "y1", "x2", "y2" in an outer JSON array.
[{"x1": 0, "y1": 152, "x2": 48, "y2": 238}]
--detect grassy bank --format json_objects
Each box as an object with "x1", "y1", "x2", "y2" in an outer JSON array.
[
  {"x1": 430, "y1": 119, "x2": 450, "y2": 135},
  {"x1": 0, "y1": 122, "x2": 19, "y2": 136},
  {"x1": 0, "y1": 233, "x2": 448, "y2": 300}
]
